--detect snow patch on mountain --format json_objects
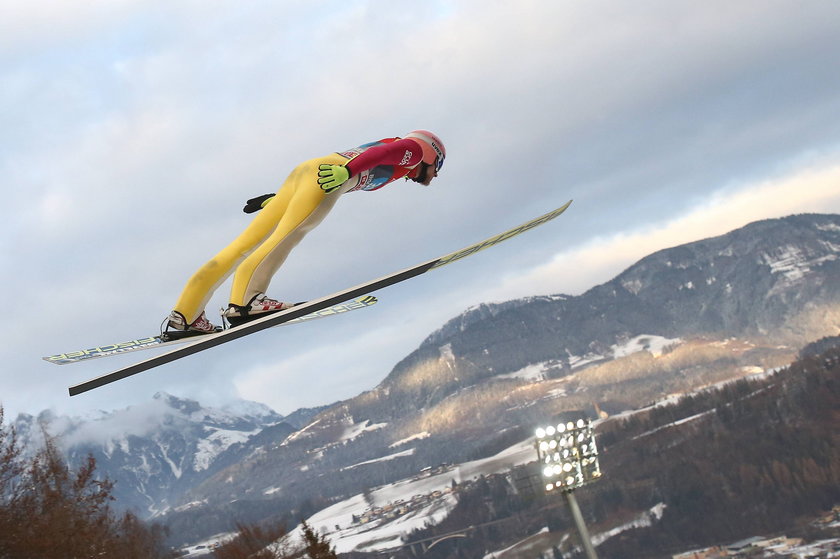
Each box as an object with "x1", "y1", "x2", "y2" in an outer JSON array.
[
  {"x1": 194, "y1": 427, "x2": 261, "y2": 471},
  {"x1": 631, "y1": 411, "x2": 713, "y2": 441},
  {"x1": 282, "y1": 418, "x2": 321, "y2": 445},
  {"x1": 498, "y1": 363, "x2": 551, "y2": 382},
  {"x1": 621, "y1": 278, "x2": 643, "y2": 295},
  {"x1": 815, "y1": 222, "x2": 840, "y2": 233},
  {"x1": 482, "y1": 503, "x2": 667, "y2": 558},
  {"x1": 390, "y1": 432, "x2": 431, "y2": 448},
  {"x1": 161, "y1": 445, "x2": 184, "y2": 479},
  {"x1": 762, "y1": 244, "x2": 837, "y2": 284},
  {"x1": 216, "y1": 399, "x2": 281, "y2": 422},
  {"x1": 592, "y1": 503, "x2": 667, "y2": 546},
  {"x1": 561, "y1": 335, "x2": 679, "y2": 372},
  {"x1": 567, "y1": 351, "x2": 607, "y2": 370},
  {"x1": 340, "y1": 419, "x2": 388, "y2": 443},
  {"x1": 342, "y1": 448, "x2": 416, "y2": 471},
  {"x1": 612, "y1": 335, "x2": 681, "y2": 359}
]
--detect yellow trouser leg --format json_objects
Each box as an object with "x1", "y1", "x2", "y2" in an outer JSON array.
[
  {"x1": 171, "y1": 185, "x2": 294, "y2": 324},
  {"x1": 230, "y1": 155, "x2": 346, "y2": 306},
  {"x1": 171, "y1": 154, "x2": 349, "y2": 323}
]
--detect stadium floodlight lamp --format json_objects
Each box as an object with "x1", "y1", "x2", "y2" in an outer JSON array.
[{"x1": 534, "y1": 417, "x2": 601, "y2": 493}]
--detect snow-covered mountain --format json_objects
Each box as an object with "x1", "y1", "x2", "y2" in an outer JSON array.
[
  {"x1": 13, "y1": 213, "x2": 840, "y2": 549},
  {"x1": 13, "y1": 392, "x2": 292, "y2": 516},
  {"x1": 157, "y1": 213, "x2": 840, "y2": 545},
  {"x1": 416, "y1": 212, "x2": 840, "y2": 379}
]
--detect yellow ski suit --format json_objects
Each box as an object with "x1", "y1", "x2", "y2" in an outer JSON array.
[{"x1": 172, "y1": 138, "x2": 425, "y2": 324}]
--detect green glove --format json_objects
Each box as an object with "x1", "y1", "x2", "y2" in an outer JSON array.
[
  {"x1": 243, "y1": 194, "x2": 275, "y2": 213},
  {"x1": 317, "y1": 164, "x2": 350, "y2": 193}
]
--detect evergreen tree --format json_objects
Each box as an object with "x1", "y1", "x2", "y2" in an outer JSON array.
[{"x1": 301, "y1": 520, "x2": 338, "y2": 559}]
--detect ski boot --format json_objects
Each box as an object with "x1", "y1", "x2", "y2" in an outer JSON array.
[
  {"x1": 223, "y1": 293, "x2": 296, "y2": 327},
  {"x1": 161, "y1": 310, "x2": 222, "y2": 342}
]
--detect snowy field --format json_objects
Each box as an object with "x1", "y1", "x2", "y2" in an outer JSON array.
[{"x1": 288, "y1": 436, "x2": 539, "y2": 554}]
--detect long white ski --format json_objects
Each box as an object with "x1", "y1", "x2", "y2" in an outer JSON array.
[{"x1": 68, "y1": 200, "x2": 572, "y2": 396}]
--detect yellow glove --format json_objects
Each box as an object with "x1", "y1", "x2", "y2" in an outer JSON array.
[{"x1": 317, "y1": 164, "x2": 350, "y2": 193}]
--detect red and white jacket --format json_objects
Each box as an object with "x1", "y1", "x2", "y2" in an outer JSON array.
[{"x1": 339, "y1": 138, "x2": 425, "y2": 192}]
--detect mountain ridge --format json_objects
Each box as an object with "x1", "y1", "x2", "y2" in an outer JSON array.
[{"x1": 11, "y1": 212, "x2": 840, "y2": 546}]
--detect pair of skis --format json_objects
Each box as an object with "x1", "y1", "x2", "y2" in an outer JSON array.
[
  {"x1": 48, "y1": 201, "x2": 572, "y2": 396},
  {"x1": 44, "y1": 296, "x2": 379, "y2": 365}
]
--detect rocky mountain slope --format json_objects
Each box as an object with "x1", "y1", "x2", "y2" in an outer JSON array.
[{"x1": 13, "y1": 392, "x2": 293, "y2": 516}]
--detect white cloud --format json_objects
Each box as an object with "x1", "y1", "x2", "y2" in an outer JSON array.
[
  {"x1": 61, "y1": 397, "x2": 178, "y2": 447},
  {"x1": 481, "y1": 159, "x2": 840, "y2": 301}
]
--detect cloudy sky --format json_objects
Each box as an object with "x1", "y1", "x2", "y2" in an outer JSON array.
[{"x1": 3, "y1": 1, "x2": 840, "y2": 420}]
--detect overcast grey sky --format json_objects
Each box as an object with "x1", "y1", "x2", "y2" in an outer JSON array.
[{"x1": 3, "y1": 1, "x2": 840, "y2": 419}]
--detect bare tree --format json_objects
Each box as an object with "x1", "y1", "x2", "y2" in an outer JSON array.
[
  {"x1": 213, "y1": 521, "x2": 289, "y2": 559},
  {"x1": 0, "y1": 408, "x2": 171, "y2": 558}
]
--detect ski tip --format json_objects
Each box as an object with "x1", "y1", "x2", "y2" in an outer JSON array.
[{"x1": 357, "y1": 295, "x2": 378, "y2": 305}]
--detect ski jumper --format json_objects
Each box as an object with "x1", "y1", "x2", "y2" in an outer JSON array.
[{"x1": 172, "y1": 138, "x2": 426, "y2": 324}]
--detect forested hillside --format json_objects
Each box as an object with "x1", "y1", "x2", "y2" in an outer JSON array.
[{"x1": 396, "y1": 344, "x2": 840, "y2": 558}]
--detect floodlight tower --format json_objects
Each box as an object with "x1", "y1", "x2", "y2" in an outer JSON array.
[{"x1": 535, "y1": 418, "x2": 601, "y2": 559}]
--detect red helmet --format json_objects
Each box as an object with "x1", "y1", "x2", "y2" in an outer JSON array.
[{"x1": 404, "y1": 130, "x2": 446, "y2": 172}]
